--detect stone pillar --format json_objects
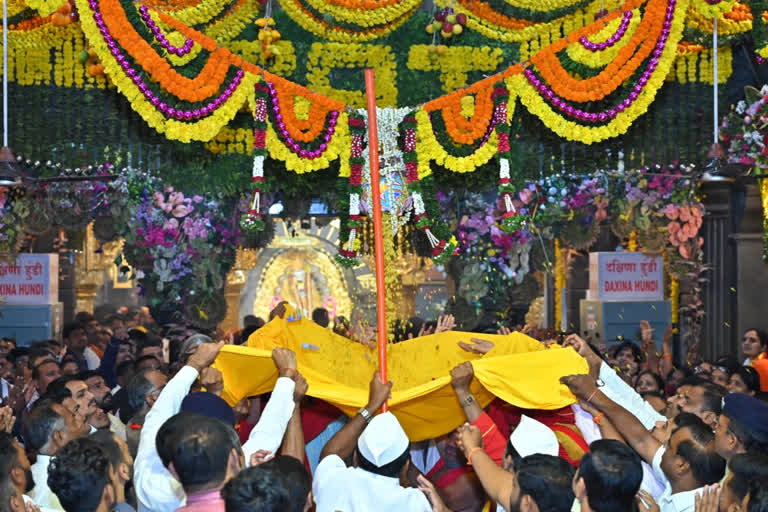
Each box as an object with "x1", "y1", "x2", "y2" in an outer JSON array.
[{"x1": 731, "y1": 182, "x2": 768, "y2": 341}]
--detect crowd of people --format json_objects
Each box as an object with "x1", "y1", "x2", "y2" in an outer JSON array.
[{"x1": 0, "y1": 305, "x2": 767, "y2": 512}]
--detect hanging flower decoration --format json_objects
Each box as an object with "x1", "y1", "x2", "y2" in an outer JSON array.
[
  {"x1": 401, "y1": 114, "x2": 457, "y2": 265},
  {"x1": 241, "y1": 82, "x2": 269, "y2": 233},
  {"x1": 336, "y1": 112, "x2": 366, "y2": 268},
  {"x1": 721, "y1": 85, "x2": 768, "y2": 171},
  {"x1": 491, "y1": 81, "x2": 519, "y2": 233}
]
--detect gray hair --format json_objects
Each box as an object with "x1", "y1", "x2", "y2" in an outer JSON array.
[
  {"x1": 179, "y1": 334, "x2": 213, "y2": 363},
  {"x1": 126, "y1": 368, "x2": 159, "y2": 413}
]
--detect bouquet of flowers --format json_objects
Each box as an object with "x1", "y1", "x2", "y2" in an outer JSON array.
[{"x1": 720, "y1": 85, "x2": 768, "y2": 173}]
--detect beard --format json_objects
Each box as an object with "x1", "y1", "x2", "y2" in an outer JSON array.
[{"x1": 100, "y1": 393, "x2": 114, "y2": 411}]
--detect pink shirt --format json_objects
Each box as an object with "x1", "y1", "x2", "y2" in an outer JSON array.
[{"x1": 175, "y1": 491, "x2": 225, "y2": 512}]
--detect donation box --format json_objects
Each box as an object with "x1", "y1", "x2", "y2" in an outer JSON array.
[
  {"x1": 0, "y1": 254, "x2": 63, "y2": 345},
  {"x1": 580, "y1": 252, "x2": 670, "y2": 349}
]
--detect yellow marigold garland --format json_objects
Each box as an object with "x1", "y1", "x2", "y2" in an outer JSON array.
[
  {"x1": 22, "y1": 0, "x2": 62, "y2": 16},
  {"x1": 565, "y1": 8, "x2": 642, "y2": 69},
  {"x1": 554, "y1": 238, "x2": 565, "y2": 331},
  {"x1": 202, "y1": 0, "x2": 263, "y2": 42},
  {"x1": 500, "y1": 0, "x2": 586, "y2": 10},
  {"x1": 155, "y1": 0, "x2": 235, "y2": 27},
  {"x1": 686, "y1": 3, "x2": 752, "y2": 34},
  {"x1": 690, "y1": 0, "x2": 737, "y2": 19},
  {"x1": 264, "y1": 110, "x2": 348, "y2": 172},
  {"x1": 226, "y1": 40, "x2": 297, "y2": 76},
  {"x1": 436, "y1": 0, "x2": 610, "y2": 43},
  {"x1": 302, "y1": 0, "x2": 422, "y2": 27},
  {"x1": 279, "y1": 0, "x2": 418, "y2": 42}
]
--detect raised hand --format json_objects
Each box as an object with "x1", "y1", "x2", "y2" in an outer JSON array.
[
  {"x1": 637, "y1": 490, "x2": 660, "y2": 512},
  {"x1": 187, "y1": 340, "x2": 226, "y2": 373},
  {"x1": 200, "y1": 367, "x2": 224, "y2": 396},
  {"x1": 559, "y1": 374, "x2": 598, "y2": 402},
  {"x1": 457, "y1": 338, "x2": 494, "y2": 355},
  {"x1": 450, "y1": 362, "x2": 474, "y2": 392},
  {"x1": 0, "y1": 406, "x2": 15, "y2": 434},
  {"x1": 293, "y1": 373, "x2": 308, "y2": 403},
  {"x1": 435, "y1": 315, "x2": 456, "y2": 334},
  {"x1": 418, "y1": 475, "x2": 453, "y2": 512},
  {"x1": 457, "y1": 423, "x2": 483, "y2": 455},
  {"x1": 640, "y1": 320, "x2": 655, "y2": 345},
  {"x1": 272, "y1": 348, "x2": 298, "y2": 379},
  {"x1": 497, "y1": 325, "x2": 512, "y2": 336},
  {"x1": 694, "y1": 485, "x2": 720, "y2": 512},
  {"x1": 250, "y1": 449, "x2": 274, "y2": 466},
  {"x1": 367, "y1": 371, "x2": 393, "y2": 412}
]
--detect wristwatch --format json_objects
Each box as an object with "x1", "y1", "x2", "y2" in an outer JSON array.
[
  {"x1": 596, "y1": 378, "x2": 605, "y2": 387},
  {"x1": 462, "y1": 395, "x2": 476, "y2": 407},
  {"x1": 358, "y1": 407, "x2": 373, "y2": 424}
]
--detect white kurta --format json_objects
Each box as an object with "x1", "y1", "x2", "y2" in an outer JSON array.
[{"x1": 313, "y1": 454, "x2": 431, "y2": 512}]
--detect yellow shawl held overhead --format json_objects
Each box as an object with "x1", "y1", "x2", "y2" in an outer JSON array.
[{"x1": 213, "y1": 310, "x2": 588, "y2": 441}]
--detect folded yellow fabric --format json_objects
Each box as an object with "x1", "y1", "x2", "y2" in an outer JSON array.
[{"x1": 213, "y1": 311, "x2": 588, "y2": 441}]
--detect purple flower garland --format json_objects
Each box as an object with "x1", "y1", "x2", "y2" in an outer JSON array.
[
  {"x1": 579, "y1": 10, "x2": 634, "y2": 52},
  {"x1": 138, "y1": 5, "x2": 194, "y2": 57}
]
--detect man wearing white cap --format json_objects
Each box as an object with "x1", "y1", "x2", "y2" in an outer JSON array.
[{"x1": 312, "y1": 372, "x2": 432, "y2": 512}]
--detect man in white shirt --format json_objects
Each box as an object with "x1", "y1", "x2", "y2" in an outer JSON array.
[
  {"x1": 133, "y1": 342, "x2": 298, "y2": 512},
  {"x1": 560, "y1": 374, "x2": 726, "y2": 512},
  {"x1": 24, "y1": 399, "x2": 91, "y2": 510},
  {"x1": 312, "y1": 372, "x2": 431, "y2": 512}
]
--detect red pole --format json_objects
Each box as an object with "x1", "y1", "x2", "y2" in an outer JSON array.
[{"x1": 364, "y1": 68, "x2": 388, "y2": 412}]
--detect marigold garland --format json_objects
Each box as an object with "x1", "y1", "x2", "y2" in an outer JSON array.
[
  {"x1": 531, "y1": 0, "x2": 666, "y2": 103},
  {"x1": 154, "y1": 0, "x2": 236, "y2": 27},
  {"x1": 279, "y1": 0, "x2": 418, "y2": 43},
  {"x1": 23, "y1": 0, "x2": 62, "y2": 16},
  {"x1": 691, "y1": 0, "x2": 737, "y2": 18},
  {"x1": 94, "y1": 0, "x2": 237, "y2": 102},
  {"x1": 202, "y1": 0, "x2": 262, "y2": 42},
  {"x1": 565, "y1": 8, "x2": 642, "y2": 69},
  {"x1": 302, "y1": 0, "x2": 422, "y2": 27},
  {"x1": 76, "y1": 0, "x2": 255, "y2": 141},
  {"x1": 512, "y1": 0, "x2": 688, "y2": 144}
]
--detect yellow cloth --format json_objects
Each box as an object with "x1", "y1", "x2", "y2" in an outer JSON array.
[{"x1": 213, "y1": 310, "x2": 588, "y2": 441}]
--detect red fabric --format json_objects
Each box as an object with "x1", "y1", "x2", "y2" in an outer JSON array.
[
  {"x1": 426, "y1": 458, "x2": 474, "y2": 489},
  {"x1": 486, "y1": 399, "x2": 576, "y2": 439},
  {"x1": 301, "y1": 399, "x2": 342, "y2": 442},
  {"x1": 236, "y1": 417, "x2": 254, "y2": 445},
  {"x1": 472, "y1": 412, "x2": 506, "y2": 466},
  {"x1": 550, "y1": 423, "x2": 589, "y2": 467}
]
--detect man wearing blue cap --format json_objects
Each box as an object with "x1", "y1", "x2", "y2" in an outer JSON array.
[{"x1": 714, "y1": 393, "x2": 768, "y2": 464}]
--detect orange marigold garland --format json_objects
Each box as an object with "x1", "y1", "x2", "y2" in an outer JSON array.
[
  {"x1": 241, "y1": 82, "x2": 269, "y2": 232},
  {"x1": 265, "y1": 81, "x2": 340, "y2": 159},
  {"x1": 336, "y1": 112, "x2": 366, "y2": 267}
]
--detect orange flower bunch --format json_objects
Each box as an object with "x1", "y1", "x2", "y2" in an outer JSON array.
[
  {"x1": 103, "y1": 0, "x2": 237, "y2": 102},
  {"x1": 440, "y1": 86, "x2": 495, "y2": 144},
  {"x1": 677, "y1": 41, "x2": 704, "y2": 54},
  {"x1": 724, "y1": 2, "x2": 751, "y2": 21},
  {"x1": 9, "y1": 13, "x2": 53, "y2": 30},
  {"x1": 531, "y1": 0, "x2": 661, "y2": 102},
  {"x1": 455, "y1": 0, "x2": 534, "y2": 29},
  {"x1": 270, "y1": 78, "x2": 340, "y2": 142}
]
